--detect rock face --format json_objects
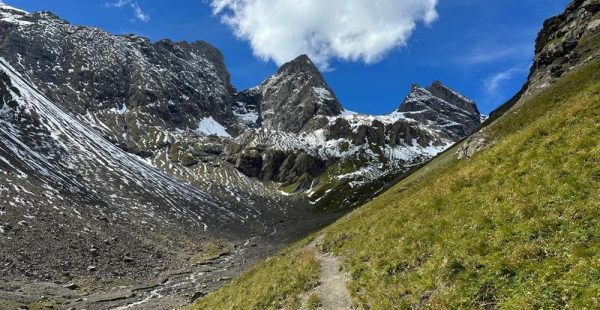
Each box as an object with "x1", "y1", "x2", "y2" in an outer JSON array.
[
  {"x1": 229, "y1": 78, "x2": 483, "y2": 194},
  {"x1": 526, "y1": 0, "x2": 600, "y2": 98},
  {"x1": 250, "y1": 55, "x2": 343, "y2": 133},
  {"x1": 398, "y1": 82, "x2": 483, "y2": 140},
  {"x1": 460, "y1": 0, "x2": 600, "y2": 160}
]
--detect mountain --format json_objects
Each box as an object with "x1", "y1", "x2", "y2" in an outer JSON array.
[
  {"x1": 0, "y1": 4, "x2": 239, "y2": 153},
  {"x1": 0, "y1": 3, "x2": 484, "y2": 309},
  {"x1": 193, "y1": 1, "x2": 600, "y2": 308},
  {"x1": 0, "y1": 56, "x2": 279, "y2": 308},
  {"x1": 398, "y1": 81, "x2": 482, "y2": 139},
  {"x1": 229, "y1": 61, "x2": 483, "y2": 209},
  {"x1": 242, "y1": 54, "x2": 344, "y2": 133},
  {"x1": 0, "y1": 5, "x2": 481, "y2": 210}
]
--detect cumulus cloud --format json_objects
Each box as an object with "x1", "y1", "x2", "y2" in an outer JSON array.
[
  {"x1": 105, "y1": 0, "x2": 150, "y2": 22},
  {"x1": 211, "y1": 0, "x2": 438, "y2": 69}
]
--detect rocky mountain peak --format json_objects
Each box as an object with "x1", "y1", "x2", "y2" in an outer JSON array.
[
  {"x1": 398, "y1": 81, "x2": 482, "y2": 139},
  {"x1": 427, "y1": 80, "x2": 480, "y2": 115},
  {"x1": 276, "y1": 54, "x2": 320, "y2": 76},
  {"x1": 248, "y1": 54, "x2": 343, "y2": 133}
]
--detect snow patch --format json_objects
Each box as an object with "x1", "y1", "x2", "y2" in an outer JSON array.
[
  {"x1": 313, "y1": 86, "x2": 333, "y2": 103},
  {"x1": 110, "y1": 104, "x2": 128, "y2": 115},
  {"x1": 195, "y1": 116, "x2": 231, "y2": 138},
  {"x1": 0, "y1": 4, "x2": 29, "y2": 14},
  {"x1": 0, "y1": 4, "x2": 32, "y2": 26}
]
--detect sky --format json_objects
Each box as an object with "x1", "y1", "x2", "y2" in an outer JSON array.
[{"x1": 3, "y1": 0, "x2": 571, "y2": 115}]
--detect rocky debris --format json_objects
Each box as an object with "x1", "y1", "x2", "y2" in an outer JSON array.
[
  {"x1": 0, "y1": 56, "x2": 269, "y2": 293},
  {"x1": 457, "y1": 134, "x2": 490, "y2": 160},
  {"x1": 189, "y1": 291, "x2": 206, "y2": 303}
]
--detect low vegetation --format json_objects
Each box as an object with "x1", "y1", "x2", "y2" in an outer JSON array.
[
  {"x1": 193, "y1": 60, "x2": 600, "y2": 308},
  {"x1": 322, "y1": 59, "x2": 600, "y2": 308},
  {"x1": 191, "y1": 240, "x2": 320, "y2": 309}
]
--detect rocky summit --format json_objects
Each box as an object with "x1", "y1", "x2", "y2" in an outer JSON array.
[
  {"x1": 243, "y1": 54, "x2": 344, "y2": 133},
  {"x1": 0, "y1": 3, "x2": 485, "y2": 309},
  {"x1": 398, "y1": 81, "x2": 483, "y2": 140}
]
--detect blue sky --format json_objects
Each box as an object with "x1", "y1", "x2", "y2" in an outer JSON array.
[{"x1": 4, "y1": 0, "x2": 570, "y2": 115}]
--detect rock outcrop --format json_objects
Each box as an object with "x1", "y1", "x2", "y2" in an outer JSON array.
[
  {"x1": 461, "y1": 0, "x2": 600, "y2": 160},
  {"x1": 229, "y1": 77, "x2": 483, "y2": 191},
  {"x1": 526, "y1": 0, "x2": 600, "y2": 97}
]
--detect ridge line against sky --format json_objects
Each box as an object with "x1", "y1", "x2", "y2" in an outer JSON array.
[{"x1": 2, "y1": 0, "x2": 571, "y2": 115}]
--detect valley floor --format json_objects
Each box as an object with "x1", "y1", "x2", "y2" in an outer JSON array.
[{"x1": 0, "y1": 210, "x2": 346, "y2": 310}]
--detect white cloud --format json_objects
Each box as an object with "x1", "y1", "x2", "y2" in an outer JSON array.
[
  {"x1": 457, "y1": 44, "x2": 532, "y2": 66},
  {"x1": 106, "y1": 0, "x2": 131, "y2": 8},
  {"x1": 131, "y1": 2, "x2": 149, "y2": 22},
  {"x1": 483, "y1": 66, "x2": 528, "y2": 94},
  {"x1": 211, "y1": 0, "x2": 438, "y2": 69},
  {"x1": 105, "y1": 0, "x2": 149, "y2": 22}
]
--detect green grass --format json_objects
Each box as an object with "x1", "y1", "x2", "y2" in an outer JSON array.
[
  {"x1": 192, "y1": 60, "x2": 600, "y2": 309},
  {"x1": 308, "y1": 149, "x2": 408, "y2": 212},
  {"x1": 187, "y1": 241, "x2": 234, "y2": 265},
  {"x1": 306, "y1": 293, "x2": 321, "y2": 310},
  {"x1": 191, "y1": 239, "x2": 320, "y2": 310},
  {"x1": 321, "y1": 59, "x2": 600, "y2": 309}
]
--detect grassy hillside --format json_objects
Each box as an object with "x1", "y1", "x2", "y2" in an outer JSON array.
[{"x1": 192, "y1": 59, "x2": 600, "y2": 309}]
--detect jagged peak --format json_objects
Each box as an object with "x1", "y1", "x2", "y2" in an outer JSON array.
[
  {"x1": 426, "y1": 81, "x2": 480, "y2": 115},
  {"x1": 246, "y1": 53, "x2": 342, "y2": 132},
  {"x1": 399, "y1": 81, "x2": 480, "y2": 116},
  {"x1": 275, "y1": 54, "x2": 321, "y2": 77}
]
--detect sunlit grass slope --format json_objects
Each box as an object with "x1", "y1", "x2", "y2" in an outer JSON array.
[
  {"x1": 191, "y1": 238, "x2": 320, "y2": 309},
  {"x1": 193, "y1": 60, "x2": 600, "y2": 309}
]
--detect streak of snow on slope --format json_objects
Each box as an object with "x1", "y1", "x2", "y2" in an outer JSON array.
[
  {"x1": 0, "y1": 58, "x2": 258, "y2": 230},
  {"x1": 0, "y1": 4, "x2": 31, "y2": 26}
]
